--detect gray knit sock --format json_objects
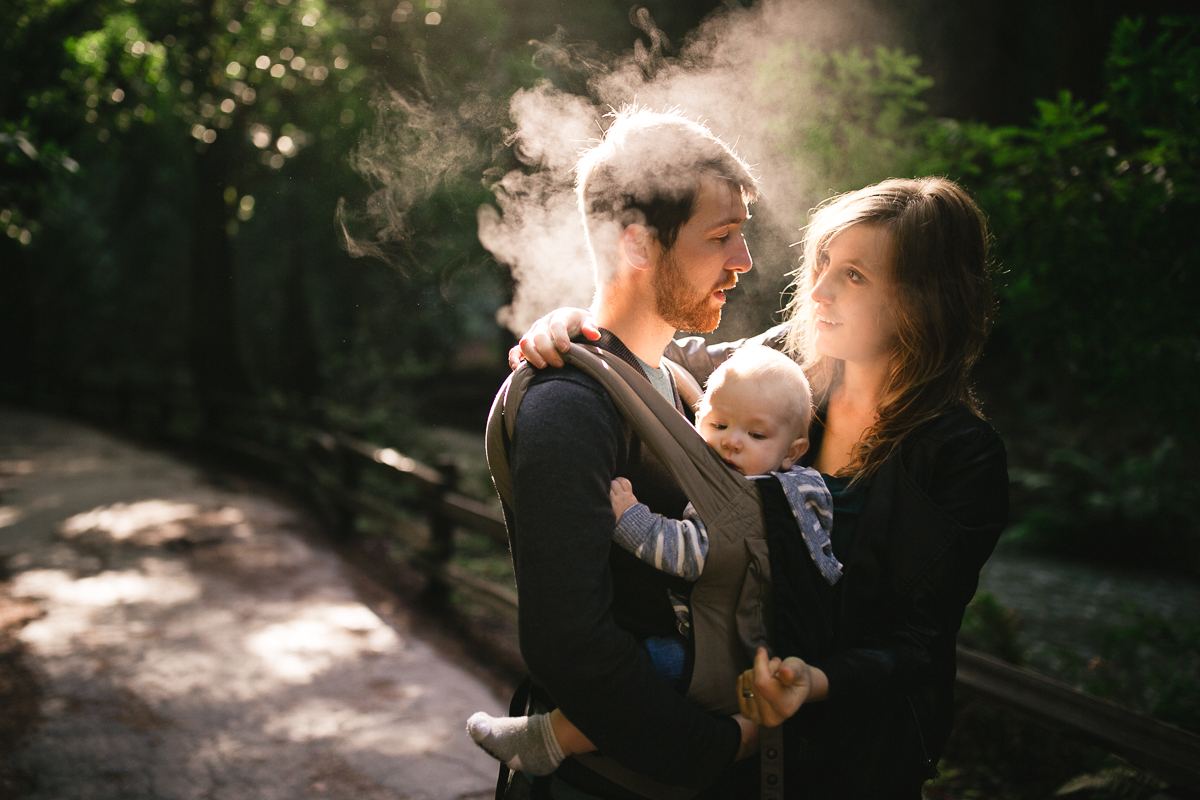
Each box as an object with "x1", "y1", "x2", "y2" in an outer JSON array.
[{"x1": 466, "y1": 711, "x2": 566, "y2": 776}]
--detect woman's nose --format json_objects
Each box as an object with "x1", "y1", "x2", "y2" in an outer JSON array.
[{"x1": 810, "y1": 270, "x2": 833, "y2": 304}]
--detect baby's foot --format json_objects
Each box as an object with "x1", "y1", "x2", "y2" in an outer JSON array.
[{"x1": 466, "y1": 711, "x2": 565, "y2": 776}]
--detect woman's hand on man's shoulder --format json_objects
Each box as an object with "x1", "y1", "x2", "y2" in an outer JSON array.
[{"x1": 509, "y1": 307, "x2": 600, "y2": 370}]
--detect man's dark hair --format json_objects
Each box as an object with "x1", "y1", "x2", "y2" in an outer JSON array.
[{"x1": 576, "y1": 107, "x2": 758, "y2": 283}]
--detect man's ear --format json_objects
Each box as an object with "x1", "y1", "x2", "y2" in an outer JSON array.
[
  {"x1": 620, "y1": 224, "x2": 654, "y2": 272},
  {"x1": 780, "y1": 437, "x2": 809, "y2": 470}
]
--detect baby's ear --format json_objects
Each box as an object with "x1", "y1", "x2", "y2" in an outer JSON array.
[{"x1": 780, "y1": 437, "x2": 809, "y2": 470}]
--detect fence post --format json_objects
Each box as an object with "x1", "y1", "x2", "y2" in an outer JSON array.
[{"x1": 423, "y1": 454, "x2": 459, "y2": 606}]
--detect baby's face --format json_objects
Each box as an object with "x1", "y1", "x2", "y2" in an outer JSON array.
[{"x1": 697, "y1": 380, "x2": 806, "y2": 476}]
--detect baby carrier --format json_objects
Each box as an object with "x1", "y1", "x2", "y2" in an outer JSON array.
[{"x1": 485, "y1": 342, "x2": 786, "y2": 800}]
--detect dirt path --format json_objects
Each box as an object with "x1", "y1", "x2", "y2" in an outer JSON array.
[{"x1": 0, "y1": 407, "x2": 505, "y2": 800}]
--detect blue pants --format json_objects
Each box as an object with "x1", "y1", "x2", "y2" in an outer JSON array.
[{"x1": 642, "y1": 634, "x2": 687, "y2": 689}]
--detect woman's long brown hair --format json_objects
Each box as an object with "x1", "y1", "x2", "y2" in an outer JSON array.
[{"x1": 784, "y1": 177, "x2": 996, "y2": 482}]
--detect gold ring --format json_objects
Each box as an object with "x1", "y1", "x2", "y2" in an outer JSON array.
[{"x1": 742, "y1": 688, "x2": 753, "y2": 698}]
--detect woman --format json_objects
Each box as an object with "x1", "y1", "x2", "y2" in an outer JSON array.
[{"x1": 516, "y1": 176, "x2": 1008, "y2": 798}]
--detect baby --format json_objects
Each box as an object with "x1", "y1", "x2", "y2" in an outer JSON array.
[{"x1": 468, "y1": 345, "x2": 837, "y2": 775}]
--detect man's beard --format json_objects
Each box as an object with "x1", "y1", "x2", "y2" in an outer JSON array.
[{"x1": 653, "y1": 249, "x2": 734, "y2": 334}]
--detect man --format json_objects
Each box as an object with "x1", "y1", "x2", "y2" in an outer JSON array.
[{"x1": 499, "y1": 108, "x2": 759, "y2": 798}]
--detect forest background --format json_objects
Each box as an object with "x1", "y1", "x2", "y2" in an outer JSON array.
[{"x1": 1, "y1": 0, "x2": 1198, "y2": 788}]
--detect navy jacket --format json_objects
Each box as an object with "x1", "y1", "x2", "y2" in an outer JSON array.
[{"x1": 780, "y1": 406, "x2": 1009, "y2": 798}]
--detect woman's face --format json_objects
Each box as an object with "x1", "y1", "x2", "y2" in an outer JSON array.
[{"x1": 809, "y1": 223, "x2": 899, "y2": 368}]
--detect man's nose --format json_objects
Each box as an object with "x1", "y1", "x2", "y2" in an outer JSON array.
[{"x1": 727, "y1": 234, "x2": 752, "y2": 274}]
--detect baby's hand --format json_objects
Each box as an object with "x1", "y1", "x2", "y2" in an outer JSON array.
[{"x1": 609, "y1": 478, "x2": 638, "y2": 521}]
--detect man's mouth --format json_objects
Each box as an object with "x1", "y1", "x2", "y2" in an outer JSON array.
[{"x1": 713, "y1": 281, "x2": 738, "y2": 302}]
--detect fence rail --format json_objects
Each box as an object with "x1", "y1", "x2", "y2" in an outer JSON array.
[
  {"x1": 955, "y1": 647, "x2": 1200, "y2": 791},
  {"x1": 33, "y1": 381, "x2": 1200, "y2": 793}
]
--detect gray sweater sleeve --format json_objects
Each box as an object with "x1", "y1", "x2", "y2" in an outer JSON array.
[
  {"x1": 613, "y1": 502, "x2": 709, "y2": 581},
  {"x1": 663, "y1": 323, "x2": 792, "y2": 385}
]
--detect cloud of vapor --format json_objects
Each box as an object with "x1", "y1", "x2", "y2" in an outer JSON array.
[
  {"x1": 482, "y1": 0, "x2": 894, "y2": 338},
  {"x1": 477, "y1": 87, "x2": 600, "y2": 333},
  {"x1": 338, "y1": 85, "x2": 497, "y2": 267}
]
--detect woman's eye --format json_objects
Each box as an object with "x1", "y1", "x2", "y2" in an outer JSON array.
[{"x1": 847, "y1": 268, "x2": 863, "y2": 282}]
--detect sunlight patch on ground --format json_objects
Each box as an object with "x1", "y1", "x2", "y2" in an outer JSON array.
[
  {"x1": 134, "y1": 634, "x2": 231, "y2": 698},
  {"x1": 264, "y1": 697, "x2": 360, "y2": 740},
  {"x1": 12, "y1": 558, "x2": 201, "y2": 607},
  {"x1": 59, "y1": 500, "x2": 252, "y2": 544},
  {"x1": 245, "y1": 603, "x2": 401, "y2": 684},
  {"x1": 56, "y1": 457, "x2": 107, "y2": 475},
  {"x1": 263, "y1": 697, "x2": 451, "y2": 755},
  {"x1": 14, "y1": 605, "x2": 93, "y2": 656},
  {"x1": 61, "y1": 499, "x2": 201, "y2": 539},
  {"x1": 343, "y1": 717, "x2": 452, "y2": 756},
  {"x1": 11, "y1": 558, "x2": 203, "y2": 655}
]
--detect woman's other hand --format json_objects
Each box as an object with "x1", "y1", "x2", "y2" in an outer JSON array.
[
  {"x1": 737, "y1": 648, "x2": 827, "y2": 727},
  {"x1": 508, "y1": 307, "x2": 600, "y2": 370}
]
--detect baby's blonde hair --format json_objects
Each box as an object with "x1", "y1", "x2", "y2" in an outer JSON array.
[{"x1": 698, "y1": 345, "x2": 813, "y2": 437}]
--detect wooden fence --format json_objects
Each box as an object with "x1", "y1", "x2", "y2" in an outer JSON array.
[{"x1": 36, "y1": 382, "x2": 1200, "y2": 794}]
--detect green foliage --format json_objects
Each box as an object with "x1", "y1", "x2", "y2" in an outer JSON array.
[
  {"x1": 1, "y1": 0, "x2": 517, "y2": 416},
  {"x1": 929, "y1": 701, "x2": 1145, "y2": 800},
  {"x1": 934, "y1": 81, "x2": 1198, "y2": 434},
  {"x1": 1053, "y1": 765, "x2": 1167, "y2": 800},
  {"x1": 934, "y1": 593, "x2": 1188, "y2": 799},
  {"x1": 940, "y1": 18, "x2": 1199, "y2": 572},
  {"x1": 1007, "y1": 437, "x2": 1199, "y2": 574},
  {"x1": 757, "y1": 43, "x2": 934, "y2": 197},
  {"x1": 1107, "y1": 16, "x2": 1200, "y2": 203},
  {"x1": 958, "y1": 591, "x2": 1024, "y2": 665},
  {"x1": 1051, "y1": 604, "x2": 1200, "y2": 735}
]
